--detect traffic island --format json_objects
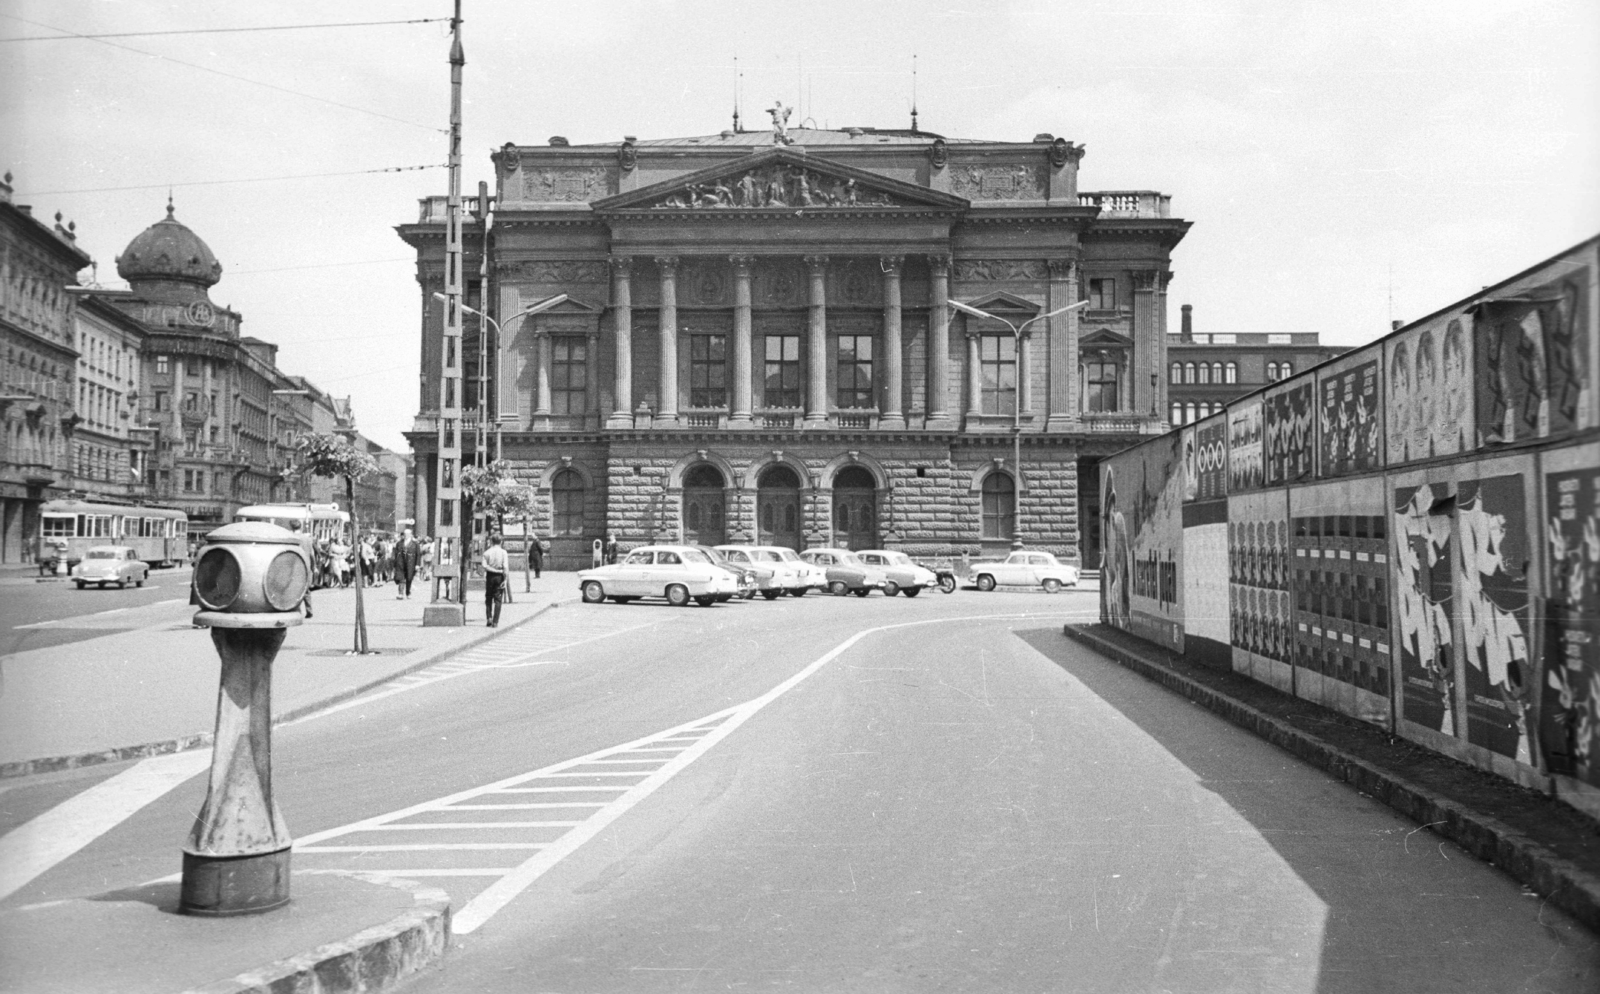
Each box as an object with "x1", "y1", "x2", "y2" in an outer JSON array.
[
  {"x1": 0, "y1": 871, "x2": 449, "y2": 994},
  {"x1": 1063, "y1": 622, "x2": 1600, "y2": 935}
]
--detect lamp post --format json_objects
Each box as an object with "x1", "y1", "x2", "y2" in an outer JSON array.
[{"x1": 947, "y1": 297, "x2": 1090, "y2": 550}]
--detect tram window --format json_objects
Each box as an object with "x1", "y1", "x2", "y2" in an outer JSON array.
[{"x1": 42, "y1": 516, "x2": 74, "y2": 537}]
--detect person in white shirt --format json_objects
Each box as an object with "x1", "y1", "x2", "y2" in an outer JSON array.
[{"x1": 482, "y1": 533, "x2": 509, "y2": 627}]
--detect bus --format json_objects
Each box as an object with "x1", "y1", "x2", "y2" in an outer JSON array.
[
  {"x1": 233, "y1": 503, "x2": 351, "y2": 588},
  {"x1": 38, "y1": 499, "x2": 191, "y2": 570}
]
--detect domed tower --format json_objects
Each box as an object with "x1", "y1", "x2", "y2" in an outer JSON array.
[{"x1": 115, "y1": 198, "x2": 222, "y2": 314}]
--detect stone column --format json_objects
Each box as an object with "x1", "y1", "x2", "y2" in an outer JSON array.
[
  {"x1": 963, "y1": 328, "x2": 982, "y2": 428},
  {"x1": 1156, "y1": 271, "x2": 1172, "y2": 425},
  {"x1": 534, "y1": 330, "x2": 552, "y2": 419},
  {"x1": 880, "y1": 255, "x2": 905, "y2": 429},
  {"x1": 1132, "y1": 269, "x2": 1157, "y2": 418},
  {"x1": 730, "y1": 255, "x2": 755, "y2": 425},
  {"x1": 656, "y1": 256, "x2": 679, "y2": 423},
  {"x1": 1045, "y1": 257, "x2": 1079, "y2": 430},
  {"x1": 585, "y1": 330, "x2": 600, "y2": 428},
  {"x1": 804, "y1": 255, "x2": 828, "y2": 426},
  {"x1": 1018, "y1": 330, "x2": 1033, "y2": 418},
  {"x1": 927, "y1": 255, "x2": 953, "y2": 429},
  {"x1": 607, "y1": 257, "x2": 633, "y2": 428}
]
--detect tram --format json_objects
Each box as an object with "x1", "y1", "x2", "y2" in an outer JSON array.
[
  {"x1": 233, "y1": 503, "x2": 351, "y2": 588},
  {"x1": 37, "y1": 499, "x2": 191, "y2": 570}
]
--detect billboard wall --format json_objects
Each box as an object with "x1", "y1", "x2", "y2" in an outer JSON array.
[
  {"x1": 1540, "y1": 442, "x2": 1600, "y2": 794},
  {"x1": 1101, "y1": 433, "x2": 1185, "y2": 652},
  {"x1": 1317, "y1": 346, "x2": 1384, "y2": 479},
  {"x1": 1265, "y1": 378, "x2": 1316, "y2": 486},
  {"x1": 1230, "y1": 489, "x2": 1291, "y2": 691},
  {"x1": 1386, "y1": 314, "x2": 1475, "y2": 465},
  {"x1": 1228, "y1": 398, "x2": 1264, "y2": 493},
  {"x1": 1476, "y1": 261, "x2": 1594, "y2": 447}
]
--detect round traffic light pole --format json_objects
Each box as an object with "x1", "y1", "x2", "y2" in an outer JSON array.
[{"x1": 181, "y1": 521, "x2": 309, "y2": 917}]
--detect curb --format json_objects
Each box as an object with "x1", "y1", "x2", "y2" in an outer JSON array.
[
  {"x1": 1062, "y1": 623, "x2": 1600, "y2": 935},
  {"x1": 0, "y1": 597, "x2": 577, "y2": 781},
  {"x1": 182, "y1": 872, "x2": 450, "y2": 994}
]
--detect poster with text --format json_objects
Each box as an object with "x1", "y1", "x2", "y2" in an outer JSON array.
[
  {"x1": 1456, "y1": 472, "x2": 1534, "y2": 765},
  {"x1": 1474, "y1": 257, "x2": 1593, "y2": 447},
  {"x1": 1318, "y1": 352, "x2": 1382, "y2": 478},
  {"x1": 1102, "y1": 433, "x2": 1184, "y2": 652},
  {"x1": 1386, "y1": 313, "x2": 1475, "y2": 465},
  {"x1": 1228, "y1": 399, "x2": 1264, "y2": 492},
  {"x1": 1265, "y1": 379, "x2": 1316, "y2": 486},
  {"x1": 1540, "y1": 444, "x2": 1600, "y2": 790},
  {"x1": 1195, "y1": 417, "x2": 1227, "y2": 502}
]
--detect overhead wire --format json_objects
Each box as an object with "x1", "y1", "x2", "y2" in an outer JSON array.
[
  {"x1": 0, "y1": 12, "x2": 444, "y2": 133},
  {"x1": 1, "y1": 17, "x2": 449, "y2": 42},
  {"x1": 20, "y1": 164, "x2": 442, "y2": 197}
]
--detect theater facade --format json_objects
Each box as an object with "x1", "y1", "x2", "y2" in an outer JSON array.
[{"x1": 399, "y1": 123, "x2": 1189, "y2": 568}]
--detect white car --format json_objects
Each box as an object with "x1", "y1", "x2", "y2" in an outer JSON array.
[
  {"x1": 716, "y1": 545, "x2": 812, "y2": 598},
  {"x1": 970, "y1": 550, "x2": 1080, "y2": 593},
  {"x1": 855, "y1": 550, "x2": 939, "y2": 597},
  {"x1": 799, "y1": 548, "x2": 889, "y2": 597},
  {"x1": 578, "y1": 545, "x2": 738, "y2": 607},
  {"x1": 72, "y1": 546, "x2": 149, "y2": 590}
]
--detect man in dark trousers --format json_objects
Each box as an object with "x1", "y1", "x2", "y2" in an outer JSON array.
[
  {"x1": 482, "y1": 532, "x2": 508, "y2": 627},
  {"x1": 392, "y1": 526, "x2": 421, "y2": 600},
  {"x1": 603, "y1": 532, "x2": 619, "y2": 565},
  {"x1": 529, "y1": 531, "x2": 545, "y2": 579}
]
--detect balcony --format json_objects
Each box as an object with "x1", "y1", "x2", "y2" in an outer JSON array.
[
  {"x1": 757, "y1": 410, "x2": 800, "y2": 429},
  {"x1": 1077, "y1": 191, "x2": 1171, "y2": 218},
  {"x1": 1079, "y1": 413, "x2": 1149, "y2": 433}
]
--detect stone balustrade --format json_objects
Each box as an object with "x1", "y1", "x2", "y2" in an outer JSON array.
[{"x1": 1077, "y1": 191, "x2": 1171, "y2": 218}]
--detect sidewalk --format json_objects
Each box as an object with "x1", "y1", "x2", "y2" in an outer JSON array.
[
  {"x1": 1064, "y1": 622, "x2": 1600, "y2": 935},
  {"x1": 0, "y1": 572, "x2": 582, "y2": 777}
]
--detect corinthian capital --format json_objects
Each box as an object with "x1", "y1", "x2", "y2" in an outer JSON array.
[
  {"x1": 654, "y1": 255, "x2": 679, "y2": 275},
  {"x1": 802, "y1": 254, "x2": 828, "y2": 275}
]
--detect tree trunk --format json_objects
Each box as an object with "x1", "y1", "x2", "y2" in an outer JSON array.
[{"x1": 348, "y1": 476, "x2": 369, "y2": 654}]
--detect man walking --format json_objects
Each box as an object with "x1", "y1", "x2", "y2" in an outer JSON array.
[
  {"x1": 529, "y1": 531, "x2": 545, "y2": 579},
  {"x1": 482, "y1": 532, "x2": 508, "y2": 627},
  {"x1": 392, "y1": 527, "x2": 421, "y2": 600}
]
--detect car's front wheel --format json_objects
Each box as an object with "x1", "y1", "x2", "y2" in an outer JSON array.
[
  {"x1": 694, "y1": 594, "x2": 717, "y2": 607},
  {"x1": 882, "y1": 581, "x2": 900, "y2": 597},
  {"x1": 975, "y1": 574, "x2": 996, "y2": 592},
  {"x1": 790, "y1": 587, "x2": 808, "y2": 597},
  {"x1": 904, "y1": 586, "x2": 921, "y2": 598},
  {"x1": 666, "y1": 584, "x2": 691, "y2": 607},
  {"x1": 581, "y1": 581, "x2": 606, "y2": 604},
  {"x1": 762, "y1": 589, "x2": 782, "y2": 601},
  {"x1": 1042, "y1": 578, "x2": 1062, "y2": 594},
  {"x1": 852, "y1": 587, "x2": 871, "y2": 598},
  {"x1": 75, "y1": 580, "x2": 86, "y2": 590},
  {"x1": 829, "y1": 580, "x2": 848, "y2": 596}
]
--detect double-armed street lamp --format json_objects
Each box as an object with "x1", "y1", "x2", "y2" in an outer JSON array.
[{"x1": 946, "y1": 297, "x2": 1091, "y2": 550}]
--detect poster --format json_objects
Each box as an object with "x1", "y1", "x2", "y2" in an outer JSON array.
[
  {"x1": 1227, "y1": 399, "x2": 1264, "y2": 492},
  {"x1": 1474, "y1": 265, "x2": 1592, "y2": 447},
  {"x1": 1182, "y1": 498, "x2": 1230, "y2": 670},
  {"x1": 1318, "y1": 354, "x2": 1382, "y2": 478},
  {"x1": 1194, "y1": 417, "x2": 1228, "y2": 501},
  {"x1": 1265, "y1": 380, "x2": 1315, "y2": 486},
  {"x1": 1291, "y1": 478, "x2": 1392, "y2": 725},
  {"x1": 1181, "y1": 425, "x2": 1199, "y2": 503},
  {"x1": 1455, "y1": 473, "x2": 1534, "y2": 764},
  {"x1": 1101, "y1": 433, "x2": 1184, "y2": 652},
  {"x1": 1386, "y1": 314, "x2": 1475, "y2": 465},
  {"x1": 1394, "y1": 481, "x2": 1456, "y2": 736},
  {"x1": 1539, "y1": 446, "x2": 1600, "y2": 789},
  {"x1": 1230, "y1": 490, "x2": 1291, "y2": 691}
]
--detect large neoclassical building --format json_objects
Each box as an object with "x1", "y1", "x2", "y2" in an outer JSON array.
[{"x1": 399, "y1": 119, "x2": 1188, "y2": 568}]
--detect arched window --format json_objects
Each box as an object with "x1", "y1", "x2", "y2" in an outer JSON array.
[
  {"x1": 1224, "y1": 362, "x2": 1238, "y2": 384},
  {"x1": 1266, "y1": 361, "x2": 1279, "y2": 381},
  {"x1": 1186, "y1": 402, "x2": 1198, "y2": 424},
  {"x1": 980, "y1": 471, "x2": 1015, "y2": 541},
  {"x1": 1197, "y1": 363, "x2": 1210, "y2": 384},
  {"x1": 1184, "y1": 362, "x2": 1196, "y2": 384},
  {"x1": 1212, "y1": 362, "x2": 1224, "y2": 383},
  {"x1": 1171, "y1": 402, "x2": 1184, "y2": 424},
  {"x1": 551, "y1": 469, "x2": 585, "y2": 536},
  {"x1": 1281, "y1": 361, "x2": 1292, "y2": 378},
  {"x1": 1170, "y1": 361, "x2": 1182, "y2": 384}
]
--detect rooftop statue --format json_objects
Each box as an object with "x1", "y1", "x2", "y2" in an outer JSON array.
[{"x1": 768, "y1": 101, "x2": 793, "y2": 145}]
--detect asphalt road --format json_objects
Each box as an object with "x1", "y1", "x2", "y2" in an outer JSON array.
[
  {"x1": 0, "y1": 567, "x2": 193, "y2": 656},
  {"x1": 4, "y1": 589, "x2": 1597, "y2": 992}
]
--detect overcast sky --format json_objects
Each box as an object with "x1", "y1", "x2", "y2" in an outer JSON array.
[{"x1": 5, "y1": 0, "x2": 1597, "y2": 451}]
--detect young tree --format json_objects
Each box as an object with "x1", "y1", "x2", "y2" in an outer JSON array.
[
  {"x1": 462, "y1": 462, "x2": 538, "y2": 593},
  {"x1": 296, "y1": 432, "x2": 379, "y2": 653}
]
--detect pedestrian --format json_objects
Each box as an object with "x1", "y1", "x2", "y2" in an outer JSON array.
[
  {"x1": 420, "y1": 536, "x2": 434, "y2": 582},
  {"x1": 392, "y1": 527, "x2": 421, "y2": 599},
  {"x1": 603, "y1": 532, "x2": 619, "y2": 565},
  {"x1": 360, "y1": 534, "x2": 378, "y2": 586},
  {"x1": 482, "y1": 532, "x2": 508, "y2": 627},
  {"x1": 529, "y1": 530, "x2": 545, "y2": 579},
  {"x1": 289, "y1": 520, "x2": 313, "y2": 618},
  {"x1": 329, "y1": 536, "x2": 352, "y2": 588},
  {"x1": 374, "y1": 534, "x2": 391, "y2": 584}
]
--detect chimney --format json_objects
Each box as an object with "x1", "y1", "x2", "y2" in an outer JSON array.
[
  {"x1": 0, "y1": 171, "x2": 11, "y2": 204},
  {"x1": 1391, "y1": 319, "x2": 1403, "y2": 332},
  {"x1": 1181, "y1": 304, "x2": 1193, "y2": 342}
]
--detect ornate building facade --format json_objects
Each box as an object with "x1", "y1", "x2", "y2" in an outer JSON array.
[{"x1": 400, "y1": 125, "x2": 1190, "y2": 568}]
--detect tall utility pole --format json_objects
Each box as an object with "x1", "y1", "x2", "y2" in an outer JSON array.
[{"x1": 425, "y1": 0, "x2": 467, "y2": 626}]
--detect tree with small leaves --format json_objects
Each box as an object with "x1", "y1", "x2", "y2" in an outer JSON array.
[{"x1": 296, "y1": 432, "x2": 379, "y2": 653}]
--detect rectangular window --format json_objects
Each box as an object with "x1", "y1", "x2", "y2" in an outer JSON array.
[
  {"x1": 1088, "y1": 278, "x2": 1115, "y2": 310},
  {"x1": 763, "y1": 335, "x2": 801, "y2": 408},
  {"x1": 156, "y1": 355, "x2": 169, "y2": 374},
  {"x1": 1085, "y1": 361, "x2": 1119, "y2": 412},
  {"x1": 184, "y1": 391, "x2": 198, "y2": 412},
  {"x1": 551, "y1": 338, "x2": 587, "y2": 414},
  {"x1": 688, "y1": 335, "x2": 727, "y2": 408},
  {"x1": 836, "y1": 335, "x2": 874, "y2": 409},
  {"x1": 979, "y1": 336, "x2": 1017, "y2": 415}
]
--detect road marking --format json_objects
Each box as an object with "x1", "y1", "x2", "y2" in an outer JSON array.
[
  {"x1": 0, "y1": 750, "x2": 211, "y2": 902},
  {"x1": 287, "y1": 610, "x2": 1068, "y2": 935}
]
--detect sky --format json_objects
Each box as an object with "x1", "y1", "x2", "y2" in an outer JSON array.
[{"x1": 4, "y1": 0, "x2": 1597, "y2": 452}]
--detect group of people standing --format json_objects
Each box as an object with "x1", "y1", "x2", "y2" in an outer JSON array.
[{"x1": 313, "y1": 528, "x2": 435, "y2": 597}]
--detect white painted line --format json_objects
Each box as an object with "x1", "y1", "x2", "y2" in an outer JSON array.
[
  {"x1": 0, "y1": 750, "x2": 210, "y2": 901},
  {"x1": 447, "y1": 803, "x2": 608, "y2": 810},
  {"x1": 540, "y1": 772, "x2": 651, "y2": 778},
  {"x1": 297, "y1": 843, "x2": 549, "y2": 852},
  {"x1": 356, "y1": 868, "x2": 516, "y2": 877},
  {"x1": 492, "y1": 786, "x2": 632, "y2": 793},
  {"x1": 582, "y1": 759, "x2": 672, "y2": 765},
  {"x1": 368, "y1": 822, "x2": 583, "y2": 830},
  {"x1": 11, "y1": 620, "x2": 61, "y2": 629}
]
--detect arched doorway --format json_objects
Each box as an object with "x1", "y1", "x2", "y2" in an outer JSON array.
[
  {"x1": 682, "y1": 464, "x2": 726, "y2": 546},
  {"x1": 757, "y1": 465, "x2": 802, "y2": 551},
  {"x1": 832, "y1": 465, "x2": 878, "y2": 550}
]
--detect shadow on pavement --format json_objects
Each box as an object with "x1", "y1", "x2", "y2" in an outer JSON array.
[{"x1": 88, "y1": 879, "x2": 183, "y2": 914}]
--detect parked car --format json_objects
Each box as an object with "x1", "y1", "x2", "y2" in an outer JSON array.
[
  {"x1": 577, "y1": 545, "x2": 738, "y2": 606},
  {"x1": 970, "y1": 549, "x2": 1080, "y2": 593},
  {"x1": 716, "y1": 545, "x2": 809, "y2": 598},
  {"x1": 799, "y1": 548, "x2": 888, "y2": 597},
  {"x1": 855, "y1": 550, "x2": 939, "y2": 597},
  {"x1": 689, "y1": 544, "x2": 758, "y2": 600},
  {"x1": 768, "y1": 546, "x2": 828, "y2": 594},
  {"x1": 72, "y1": 546, "x2": 150, "y2": 590}
]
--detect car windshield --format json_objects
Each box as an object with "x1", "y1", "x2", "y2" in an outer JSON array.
[
  {"x1": 775, "y1": 549, "x2": 801, "y2": 562},
  {"x1": 682, "y1": 549, "x2": 711, "y2": 564},
  {"x1": 86, "y1": 550, "x2": 118, "y2": 559},
  {"x1": 694, "y1": 547, "x2": 725, "y2": 563},
  {"x1": 838, "y1": 551, "x2": 863, "y2": 566},
  {"x1": 755, "y1": 550, "x2": 784, "y2": 562},
  {"x1": 624, "y1": 552, "x2": 651, "y2": 565},
  {"x1": 886, "y1": 552, "x2": 912, "y2": 565}
]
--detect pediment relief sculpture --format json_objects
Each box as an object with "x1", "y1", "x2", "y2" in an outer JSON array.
[
  {"x1": 500, "y1": 260, "x2": 610, "y2": 283},
  {"x1": 521, "y1": 165, "x2": 617, "y2": 203},
  {"x1": 949, "y1": 163, "x2": 1047, "y2": 201},
  {"x1": 953, "y1": 259, "x2": 1048, "y2": 282},
  {"x1": 648, "y1": 163, "x2": 904, "y2": 210}
]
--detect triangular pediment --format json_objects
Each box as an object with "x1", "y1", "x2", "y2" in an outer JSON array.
[
  {"x1": 538, "y1": 296, "x2": 603, "y2": 315},
  {"x1": 1080, "y1": 328, "x2": 1134, "y2": 347},
  {"x1": 592, "y1": 147, "x2": 968, "y2": 213},
  {"x1": 964, "y1": 290, "x2": 1039, "y2": 314}
]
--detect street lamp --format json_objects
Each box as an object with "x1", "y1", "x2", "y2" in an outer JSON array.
[
  {"x1": 947, "y1": 297, "x2": 1090, "y2": 550},
  {"x1": 431, "y1": 292, "x2": 569, "y2": 461}
]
